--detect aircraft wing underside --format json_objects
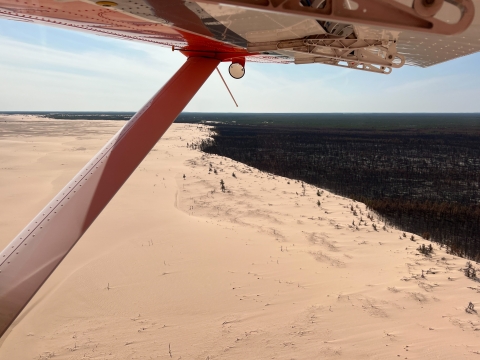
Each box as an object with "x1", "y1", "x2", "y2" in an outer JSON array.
[{"x1": 1, "y1": 0, "x2": 480, "y2": 74}]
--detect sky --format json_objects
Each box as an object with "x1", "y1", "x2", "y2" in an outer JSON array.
[{"x1": 1, "y1": 18, "x2": 480, "y2": 113}]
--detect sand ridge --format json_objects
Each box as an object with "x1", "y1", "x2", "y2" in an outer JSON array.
[{"x1": 0, "y1": 118, "x2": 479, "y2": 359}]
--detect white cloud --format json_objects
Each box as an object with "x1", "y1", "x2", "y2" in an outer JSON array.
[{"x1": 0, "y1": 34, "x2": 187, "y2": 110}]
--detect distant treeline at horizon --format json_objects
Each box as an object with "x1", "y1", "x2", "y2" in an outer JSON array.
[
  {"x1": 2, "y1": 112, "x2": 480, "y2": 131},
  {"x1": 196, "y1": 122, "x2": 480, "y2": 261},
  {"x1": 177, "y1": 112, "x2": 480, "y2": 132}
]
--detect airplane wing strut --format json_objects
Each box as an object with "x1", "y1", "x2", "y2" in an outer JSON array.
[{"x1": 0, "y1": 56, "x2": 220, "y2": 339}]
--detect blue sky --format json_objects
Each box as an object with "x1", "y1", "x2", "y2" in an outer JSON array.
[{"x1": 1, "y1": 18, "x2": 480, "y2": 112}]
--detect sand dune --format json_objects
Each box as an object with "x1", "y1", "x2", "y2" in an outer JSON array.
[{"x1": 0, "y1": 117, "x2": 479, "y2": 359}]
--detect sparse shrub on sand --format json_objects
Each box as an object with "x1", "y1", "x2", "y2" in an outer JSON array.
[
  {"x1": 220, "y1": 179, "x2": 225, "y2": 192},
  {"x1": 410, "y1": 235, "x2": 416, "y2": 241},
  {"x1": 466, "y1": 302, "x2": 477, "y2": 314},
  {"x1": 317, "y1": 190, "x2": 321, "y2": 196},
  {"x1": 232, "y1": 172, "x2": 236, "y2": 178},
  {"x1": 372, "y1": 223, "x2": 377, "y2": 231},
  {"x1": 464, "y1": 261, "x2": 478, "y2": 279},
  {"x1": 417, "y1": 243, "x2": 433, "y2": 256},
  {"x1": 317, "y1": 200, "x2": 321, "y2": 207},
  {"x1": 403, "y1": 232, "x2": 407, "y2": 238}
]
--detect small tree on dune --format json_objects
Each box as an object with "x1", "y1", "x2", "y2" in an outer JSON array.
[
  {"x1": 464, "y1": 261, "x2": 478, "y2": 279},
  {"x1": 417, "y1": 243, "x2": 433, "y2": 256}
]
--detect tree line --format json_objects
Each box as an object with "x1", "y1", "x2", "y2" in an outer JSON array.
[{"x1": 196, "y1": 125, "x2": 480, "y2": 261}]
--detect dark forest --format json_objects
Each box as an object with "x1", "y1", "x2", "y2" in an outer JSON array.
[{"x1": 197, "y1": 124, "x2": 480, "y2": 261}]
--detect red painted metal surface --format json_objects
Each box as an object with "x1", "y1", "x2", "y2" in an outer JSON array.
[
  {"x1": 0, "y1": 0, "x2": 249, "y2": 54},
  {"x1": 0, "y1": 56, "x2": 220, "y2": 339},
  {"x1": 0, "y1": 0, "x2": 297, "y2": 63}
]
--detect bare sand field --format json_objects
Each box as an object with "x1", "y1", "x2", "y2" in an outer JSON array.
[{"x1": 0, "y1": 116, "x2": 479, "y2": 359}]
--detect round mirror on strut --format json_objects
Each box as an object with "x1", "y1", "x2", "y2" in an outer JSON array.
[
  {"x1": 229, "y1": 63, "x2": 245, "y2": 79},
  {"x1": 413, "y1": 0, "x2": 444, "y2": 17}
]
